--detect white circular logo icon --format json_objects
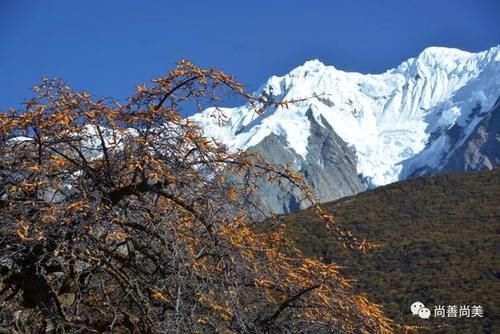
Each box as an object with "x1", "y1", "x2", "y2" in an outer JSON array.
[
  {"x1": 418, "y1": 307, "x2": 431, "y2": 319},
  {"x1": 411, "y1": 301, "x2": 425, "y2": 315}
]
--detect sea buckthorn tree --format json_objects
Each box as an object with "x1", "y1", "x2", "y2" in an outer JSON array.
[{"x1": 0, "y1": 61, "x2": 391, "y2": 333}]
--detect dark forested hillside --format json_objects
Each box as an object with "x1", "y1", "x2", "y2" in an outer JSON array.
[{"x1": 284, "y1": 169, "x2": 500, "y2": 333}]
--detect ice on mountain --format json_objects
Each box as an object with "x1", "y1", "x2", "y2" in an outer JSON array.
[{"x1": 191, "y1": 45, "x2": 500, "y2": 187}]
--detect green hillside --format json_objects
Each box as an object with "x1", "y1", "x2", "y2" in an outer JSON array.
[{"x1": 284, "y1": 169, "x2": 500, "y2": 333}]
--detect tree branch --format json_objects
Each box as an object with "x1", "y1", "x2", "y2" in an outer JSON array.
[
  {"x1": 259, "y1": 284, "x2": 320, "y2": 328},
  {"x1": 154, "y1": 75, "x2": 202, "y2": 111}
]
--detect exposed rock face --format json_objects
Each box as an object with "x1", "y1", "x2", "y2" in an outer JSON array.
[
  {"x1": 244, "y1": 133, "x2": 305, "y2": 214},
  {"x1": 302, "y1": 109, "x2": 365, "y2": 200},
  {"x1": 442, "y1": 97, "x2": 500, "y2": 172},
  {"x1": 244, "y1": 108, "x2": 365, "y2": 214}
]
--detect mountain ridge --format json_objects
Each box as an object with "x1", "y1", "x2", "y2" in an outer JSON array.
[{"x1": 192, "y1": 45, "x2": 500, "y2": 212}]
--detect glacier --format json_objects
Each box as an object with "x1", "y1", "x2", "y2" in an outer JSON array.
[{"x1": 191, "y1": 45, "x2": 500, "y2": 187}]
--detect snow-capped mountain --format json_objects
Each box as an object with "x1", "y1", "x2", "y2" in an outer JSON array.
[{"x1": 191, "y1": 45, "x2": 500, "y2": 212}]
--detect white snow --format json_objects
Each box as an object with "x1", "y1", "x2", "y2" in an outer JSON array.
[{"x1": 191, "y1": 45, "x2": 500, "y2": 186}]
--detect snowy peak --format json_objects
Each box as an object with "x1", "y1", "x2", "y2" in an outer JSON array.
[
  {"x1": 415, "y1": 46, "x2": 472, "y2": 65},
  {"x1": 192, "y1": 45, "x2": 500, "y2": 187},
  {"x1": 399, "y1": 45, "x2": 498, "y2": 69},
  {"x1": 291, "y1": 59, "x2": 329, "y2": 74}
]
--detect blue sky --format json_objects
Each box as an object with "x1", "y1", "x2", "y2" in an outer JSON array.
[{"x1": 1, "y1": 0, "x2": 499, "y2": 111}]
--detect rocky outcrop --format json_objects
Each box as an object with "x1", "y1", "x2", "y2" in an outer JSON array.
[
  {"x1": 443, "y1": 97, "x2": 500, "y2": 172},
  {"x1": 243, "y1": 108, "x2": 365, "y2": 214},
  {"x1": 302, "y1": 109, "x2": 365, "y2": 200}
]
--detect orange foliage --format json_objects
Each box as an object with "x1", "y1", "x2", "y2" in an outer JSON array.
[{"x1": 0, "y1": 61, "x2": 391, "y2": 333}]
